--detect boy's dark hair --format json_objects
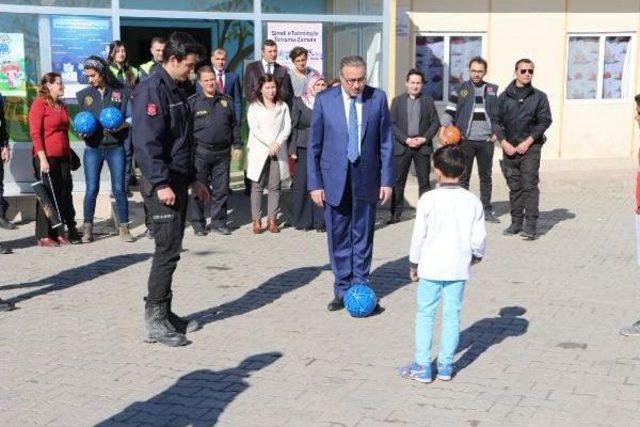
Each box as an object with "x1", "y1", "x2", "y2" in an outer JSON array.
[
  {"x1": 433, "y1": 145, "x2": 466, "y2": 178},
  {"x1": 514, "y1": 58, "x2": 534, "y2": 71},
  {"x1": 405, "y1": 68, "x2": 424, "y2": 82},
  {"x1": 289, "y1": 46, "x2": 308, "y2": 61},
  {"x1": 468, "y1": 56, "x2": 488, "y2": 71},
  {"x1": 163, "y1": 32, "x2": 205, "y2": 63}
]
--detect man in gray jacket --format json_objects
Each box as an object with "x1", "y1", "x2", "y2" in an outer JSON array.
[{"x1": 441, "y1": 57, "x2": 500, "y2": 223}]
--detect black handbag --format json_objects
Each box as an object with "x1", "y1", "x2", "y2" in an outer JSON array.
[{"x1": 70, "y1": 149, "x2": 81, "y2": 171}]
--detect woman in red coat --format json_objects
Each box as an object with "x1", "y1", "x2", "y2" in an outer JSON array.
[{"x1": 28, "y1": 72, "x2": 80, "y2": 246}]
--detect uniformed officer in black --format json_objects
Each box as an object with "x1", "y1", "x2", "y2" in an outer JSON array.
[
  {"x1": 187, "y1": 65, "x2": 242, "y2": 236},
  {"x1": 133, "y1": 32, "x2": 209, "y2": 347}
]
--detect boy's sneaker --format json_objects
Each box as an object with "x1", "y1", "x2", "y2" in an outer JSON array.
[
  {"x1": 437, "y1": 364, "x2": 453, "y2": 381},
  {"x1": 620, "y1": 320, "x2": 640, "y2": 336},
  {"x1": 398, "y1": 362, "x2": 432, "y2": 383}
]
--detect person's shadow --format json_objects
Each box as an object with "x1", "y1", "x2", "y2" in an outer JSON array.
[
  {"x1": 0, "y1": 253, "x2": 152, "y2": 304},
  {"x1": 454, "y1": 306, "x2": 529, "y2": 373},
  {"x1": 96, "y1": 352, "x2": 282, "y2": 426},
  {"x1": 537, "y1": 208, "x2": 575, "y2": 235},
  {"x1": 186, "y1": 264, "x2": 331, "y2": 327},
  {"x1": 370, "y1": 257, "x2": 413, "y2": 300}
]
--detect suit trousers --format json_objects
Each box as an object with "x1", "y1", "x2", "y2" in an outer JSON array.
[
  {"x1": 500, "y1": 144, "x2": 542, "y2": 225},
  {"x1": 325, "y1": 163, "x2": 377, "y2": 298},
  {"x1": 292, "y1": 148, "x2": 325, "y2": 230},
  {"x1": 143, "y1": 178, "x2": 188, "y2": 302},
  {"x1": 188, "y1": 151, "x2": 230, "y2": 229},
  {"x1": 460, "y1": 139, "x2": 495, "y2": 210},
  {"x1": 391, "y1": 147, "x2": 431, "y2": 218}
]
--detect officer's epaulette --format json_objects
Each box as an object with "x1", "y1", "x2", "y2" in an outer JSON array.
[{"x1": 217, "y1": 93, "x2": 232, "y2": 100}]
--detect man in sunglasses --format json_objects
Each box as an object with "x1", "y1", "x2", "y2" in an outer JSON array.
[{"x1": 494, "y1": 58, "x2": 552, "y2": 240}]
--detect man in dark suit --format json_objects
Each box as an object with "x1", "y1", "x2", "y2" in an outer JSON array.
[
  {"x1": 243, "y1": 39, "x2": 293, "y2": 106},
  {"x1": 209, "y1": 48, "x2": 242, "y2": 124},
  {"x1": 389, "y1": 69, "x2": 440, "y2": 223},
  {"x1": 308, "y1": 55, "x2": 394, "y2": 312}
]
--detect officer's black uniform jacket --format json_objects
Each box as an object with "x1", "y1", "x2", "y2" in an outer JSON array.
[
  {"x1": 76, "y1": 84, "x2": 131, "y2": 147},
  {"x1": 189, "y1": 92, "x2": 241, "y2": 158},
  {"x1": 493, "y1": 80, "x2": 553, "y2": 147},
  {"x1": 132, "y1": 66, "x2": 194, "y2": 191}
]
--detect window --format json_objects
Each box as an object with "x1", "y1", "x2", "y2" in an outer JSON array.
[
  {"x1": 415, "y1": 34, "x2": 483, "y2": 101},
  {"x1": 120, "y1": 0, "x2": 253, "y2": 12},
  {"x1": 566, "y1": 34, "x2": 633, "y2": 100},
  {"x1": 262, "y1": 0, "x2": 383, "y2": 15}
]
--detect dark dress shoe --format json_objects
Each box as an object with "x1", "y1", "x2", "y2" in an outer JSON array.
[
  {"x1": 327, "y1": 297, "x2": 344, "y2": 311},
  {"x1": 193, "y1": 228, "x2": 207, "y2": 237},
  {"x1": 0, "y1": 243, "x2": 12, "y2": 254},
  {"x1": 211, "y1": 226, "x2": 231, "y2": 236},
  {"x1": 0, "y1": 299, "x2": 16, "y2": 312},
  {"x1": 519, "y1": 224, "x2": 538, "y2": 240},
  {"x1": 0, "y1": 217, "x2": 15, "y2": 230},
  {"x1": 484, "y1": 210, "x2": 501, "y2": 224},
  {"x1": 503, "y1": 223, "x2": 522, "y2": 236}
]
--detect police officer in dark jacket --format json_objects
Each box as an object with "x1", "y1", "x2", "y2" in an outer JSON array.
[
  {"x1": 133, "y1": 32, "x2": 209, "y2": 347},
  {"x1": 494, "y1": 58, "x2": 552, "y2": 240},
  {"x1": 187, "y1": 65, "x2": 241, "y2": 236}
]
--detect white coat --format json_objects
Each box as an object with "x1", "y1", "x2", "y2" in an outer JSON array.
[{"x1": 246, "y1": 101, "x2": 292, "y2": 182}]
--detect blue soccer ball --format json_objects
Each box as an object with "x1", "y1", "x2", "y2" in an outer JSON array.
[
  {"x1": 343, "y1": 284, "x2": 378, "y2": 318},
  {"x1": 99, "y1": 106, "x2": 124, "y2": 131},
  {"x1": 73, "y1": 111, "x2": 98, "y2": 135}
]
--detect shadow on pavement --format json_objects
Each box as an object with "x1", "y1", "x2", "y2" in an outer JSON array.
[
  {"x1": 1, "y1": 253, "x2": 152, "y2": 304},
  {"x1": 370, "y1": 256, "x2": 413, "y2": 300},
  {"x1": 187, "y1": 264, "x2": 331, "y2": 327},
  {"x1": 454, "y1": 306, "x2": 529, "y2": 373},
  {"x1": 96, "y1": 352, "x2": 283, "y2": 426}
]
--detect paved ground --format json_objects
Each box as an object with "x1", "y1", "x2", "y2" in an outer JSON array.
[{"x1": 1, "y1": 164, "x2": 640, "y2": 427}]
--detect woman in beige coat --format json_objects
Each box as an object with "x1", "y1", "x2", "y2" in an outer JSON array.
[{"x1": 246, "y1": 74, "x2": 292, "y2": 234}]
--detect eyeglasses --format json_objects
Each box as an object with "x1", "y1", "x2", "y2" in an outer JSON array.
[
  {"x1": 519, "y1": 68, "x2": 534, "y2": 75},
  {"x1": 342, "y1": 76, "x2": 366, "y2": 86}
]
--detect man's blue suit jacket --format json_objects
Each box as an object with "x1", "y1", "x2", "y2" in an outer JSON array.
[{"x1": 307, "y1": 85, "x2": 394, "y2": 207}]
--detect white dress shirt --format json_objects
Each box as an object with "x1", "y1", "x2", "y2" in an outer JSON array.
[
  {"x1": 262, "y1": 59, "x2": 274, "y2": 74},
  {"x1": 409, "y1": 185, "x2": 487, "y2": 281},
  {"x1": 214, "y1": 68, "x2": 226, "y2": 88},
  {"x1": 341, "y1": 86, "x2": 363, "y2": 151}
]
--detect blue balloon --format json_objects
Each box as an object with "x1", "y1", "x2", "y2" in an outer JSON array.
[
  {"x1": 99, "y1": 106, "x2": 124, "y2": 131},
  {"x1": 343, "y1": 284, "x2": 378, "y2": 318},
  {"x1": 73, "y1": 111, "x2": 98, "y2": 135}
]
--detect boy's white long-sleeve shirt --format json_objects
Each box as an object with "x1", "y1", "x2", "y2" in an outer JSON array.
[{"x1": 409, "y1": 185, "x2": 487, "y2": 281}]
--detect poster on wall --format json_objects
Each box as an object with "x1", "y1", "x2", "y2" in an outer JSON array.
[
  {"x1": 0, "y1": 33, "x2": 27, "y2": 97},
  {"x1": 267, "y1": 22, "x2": 323, "y2": 74},
  {"x1": 50, "y1": 15, "x2": 111, "y2": 99},
  {"x1": 415, "y1": 36, "x2": 444, "y2": 101}
]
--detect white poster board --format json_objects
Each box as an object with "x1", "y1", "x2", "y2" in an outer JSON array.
[{"x1": 267, "y1": 22, "x2": 323, "y2": 74}]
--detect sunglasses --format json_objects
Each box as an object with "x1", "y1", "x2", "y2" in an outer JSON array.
[{"x1": 519, "y1": 68, "x2": 534, "y2": 75}]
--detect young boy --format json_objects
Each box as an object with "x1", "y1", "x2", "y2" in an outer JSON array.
[{"x1": 399, "y1": 144, "x2": 487, "y2": 383}]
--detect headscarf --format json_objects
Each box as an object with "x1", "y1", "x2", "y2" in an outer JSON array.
[{"x1": 301, "y1": 72, "x2": 325, "y2": 109}]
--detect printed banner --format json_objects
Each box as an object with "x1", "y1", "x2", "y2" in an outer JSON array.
[
  {"x1": 0, "y1": 33, "x2": 27, "y2": 97},
  {"x1": 50, "y1": 15, "x2": 112, "y2": 99},
  {"x1": 267, "y1": 22, "x2": 323, "y2": 74}
]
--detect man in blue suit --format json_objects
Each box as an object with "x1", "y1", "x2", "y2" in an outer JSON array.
[
  {"x1": 206, "y1": 48, "x2": 242, "y2": 124},
  {"x1": 308, "y1": 55, "x2": 394, "y2": 312}
]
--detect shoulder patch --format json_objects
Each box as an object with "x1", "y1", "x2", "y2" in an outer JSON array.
[
  {"x1": 220, "y1": 99, "x2": 228, "y2": 108},
  {"x1": 195, "y1": 110, "x2": 208, "y2": 117},
  {"x1": 83, "y1": 96, "x2": 93, "y2": 107},
  {"x1": 459, "y1": 89, "x2": 469, "y2": 98},
  {"x1": 146, "y1": 103, "x2": 158, "y2": 116}
]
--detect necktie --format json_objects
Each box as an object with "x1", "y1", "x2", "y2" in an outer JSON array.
[
  {"x1": 216, "y1": 72, "x2": 224, "y2": 93},
  {"x1": 347, "y1": 96, "x2": 359, "y2": 163},
  {"x1": 266, "y1": 63, "x2": 272, "y2": 75}
]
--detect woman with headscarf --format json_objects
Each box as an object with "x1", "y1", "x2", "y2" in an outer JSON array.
[
  {"x1": 290, "y1": 73, "x2": 327, "y2": 231},
  {"x1": 76, "y1": 56, "x2": 133, "y2": 243}
]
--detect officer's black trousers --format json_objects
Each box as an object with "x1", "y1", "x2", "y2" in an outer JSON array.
[
  {"x1": 390, "y1": 148, "x2": 431, "y2": 219},
  {"x1": 460, "y1": 139, "x2": 495, "y2": 210},
  {"x1": 0, "y1": 161, "x2": 9, "y2": 217},
  {"x1": 143, "y1": 178, "x2": 188, "y2": 302},
  {"x1": 188, "y1": 150, "x2": 230, "y2": 229},
  {"x1": 291, "y1": 147, "x2": 324, "y2": 230},
  {"x1": 500, "y1": 144, "x2": 542, "y2": 225}
]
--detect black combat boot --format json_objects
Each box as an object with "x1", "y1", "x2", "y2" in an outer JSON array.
[
  {"x1": 144, "y1": 298, "x2": 188, "y2": 347},
  {"x1": 167, "y1": 293, "x2": 201, "y2": 334}
]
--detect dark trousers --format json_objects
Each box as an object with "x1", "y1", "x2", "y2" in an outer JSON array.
[
  {"x1": 0, "y1": 161, "x2": 8, "y2": 217},
  {"x1": 460, "y1": 139, "x2": 495, "y2": 210},
  {"x1": 292, "y1": 148, "x2": 324, "y2": 230},
  {"x1": 123, "y1": 133, "x2": 134, "y2": 190},
  {"x1": 500, "y1": 144, "x2": 542, "y2": 225},
  {"x1": 188, "y1": 150, "x2": 230, "y2": 229},
  {"x1": 325, "y1": 164, "x2": 376, "y2": 298},
  {"x1": 33, "y1": 156, "x2": 76, "y2": 239},
  {"x1": 390, "y1": 148, "x2": 431, "y2": 218},
  {"x1": 143, "y1": 178, "x2": 188, "y2": 302}
]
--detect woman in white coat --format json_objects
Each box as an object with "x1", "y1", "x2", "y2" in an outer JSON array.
[{"x1": 246, "y1": 74, "x2": 292, "y2": 234}]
